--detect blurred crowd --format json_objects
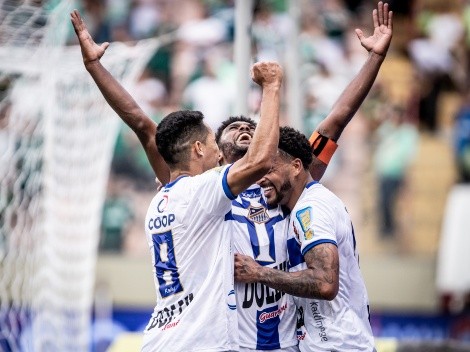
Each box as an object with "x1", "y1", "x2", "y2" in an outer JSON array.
[{"x1": 75, "y1": 0, "x2": 470, "y2": 257}]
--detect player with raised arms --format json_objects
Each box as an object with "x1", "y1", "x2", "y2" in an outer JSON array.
[
  {"x1": 71, "y1": 1, "x2": 392, "y2": 350},
  {"x1": 234, "y1": 4, "x2": 393, "y2": 351},
  {"x1": 71, "y1": 10, "x2": 283, "y2": 352}
]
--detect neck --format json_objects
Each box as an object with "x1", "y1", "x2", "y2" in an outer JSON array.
[
  {"x1": 169, "y1": 163, "x2": 203, "y2": 182},
  {"x1": 286, "y1": 171, "x2": 313, "y2": 211}
]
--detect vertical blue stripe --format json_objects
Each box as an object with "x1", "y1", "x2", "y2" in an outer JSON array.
[
  {"x1": 256, "y1": 306, "x2": 281, "y2": 349},
  {"x1": 287, "y1": 238, "x2": 304, "y2": 269}
]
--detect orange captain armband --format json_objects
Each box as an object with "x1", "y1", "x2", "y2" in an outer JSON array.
[{"x1": 309, "y1": 131, "x2": 338, "y2": 165}]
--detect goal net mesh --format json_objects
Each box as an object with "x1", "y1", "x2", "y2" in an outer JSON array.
[{"x1": 0, "y1": 1, "x2": 161, "y2": 350}]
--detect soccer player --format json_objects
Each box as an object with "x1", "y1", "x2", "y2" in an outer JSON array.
[
  {"x1": 71, "y1": 1, "x2": 392, "y2": 350},
  {"x1": 71, "y1": 10, "x2": 284, "y2": 352},
  {"x1": 234, "y1": 126, "x2": 376, "y2": 351},
  {"x1": 215, "y1": 3, "x2": 392, "y2": 350}
]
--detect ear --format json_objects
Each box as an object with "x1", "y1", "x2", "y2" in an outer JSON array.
[
  {"x1": 291, "y1": 158, "x2": 303, "y2": 177},
  {"x1": 194, "y1": 140, "x2": 204, "y2": 158},
  {"x1": 218, "y1": 151, "x2": 224, "y2": 164}
]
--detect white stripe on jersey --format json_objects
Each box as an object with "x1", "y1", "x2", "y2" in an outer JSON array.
[
  {"x1": 287, "y1": 181, "x2": 375, "y2": 351},
  {"x1": 142, "y1": 165, "x2": 239, "y2": 352},
  {"x1": 228, "y1": 184, "x2": 299, "y2": 351}
]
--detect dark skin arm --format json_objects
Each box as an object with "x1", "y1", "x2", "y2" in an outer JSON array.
[
  {"x1": 70, "y1": 10, "x2": 170, "y2": 185},
  {"x1": 226, "y1": 62, "x2": 283, "y2": 196},
  {"x1": 234, "y1": 243, "x2": 339, "y2": 300},
  {"x1": 309, "y1": 1, "x2": 393, "y2": 180}
]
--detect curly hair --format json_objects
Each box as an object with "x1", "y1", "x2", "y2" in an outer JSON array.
[
  {"x1": 156, "y1": 110, "x2": 209, "y2": 167},
  {"x1": 278, "y1": 126, "x2": 313, "y2": 169},
  {"x1": 215, "y1": 115, "x2": 257, "y2": 144}
]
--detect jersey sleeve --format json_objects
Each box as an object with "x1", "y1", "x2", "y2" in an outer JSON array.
[
  {"x1": 190, "y1": 164, "x2": 236, "y2": 216},
  {"x1": 292, "y1": 195, "x2": 338, "y2": 257}
]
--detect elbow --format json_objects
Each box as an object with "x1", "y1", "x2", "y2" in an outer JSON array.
[{"x1": 321, "y1": 283, "x2": 339, "y2": 301}]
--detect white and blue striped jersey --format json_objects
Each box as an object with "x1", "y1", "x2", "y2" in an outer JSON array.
[
  {"x1": 226, "y1": 185, "x2": 299, "y2": 351},
  {"x1": 287, "y1": 181, "x2": 375, "y2": 352},
  {"x1": 142, "y1": 165, "x2": 239, "y2": 352}
]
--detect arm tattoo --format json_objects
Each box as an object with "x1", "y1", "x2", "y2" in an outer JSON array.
[{"x1": 259, "y1": 243, "x2": 339, "y2": 299}]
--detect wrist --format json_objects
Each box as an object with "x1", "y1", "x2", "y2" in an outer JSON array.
[
  {"x1": 369, "y1": 51, "x2": 386, "y2": 62},
  {"x1": 257, "y1": 266, "x2": 270, "y2": 283},
  {"x1": 84, "y1": 59, "x2": 101, "y2": 71},
  {"x1": 262, "y1": 83, "x2": 281, "y2": 93}
]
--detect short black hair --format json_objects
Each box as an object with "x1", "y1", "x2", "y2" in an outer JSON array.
[
  {"x1": 156, "y1": 110, "x2": 209, "y2": 168},
  {"x1": 278, "y1": 126, "x2": 313, "y2": 169},
  {"x1": 215, "y1": 115, "x2": 257, "y2": 144}
]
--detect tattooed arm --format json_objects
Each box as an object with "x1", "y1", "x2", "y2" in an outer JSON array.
[{"x1": 234, "y1": 243, "x2": 339, "y2": 300}]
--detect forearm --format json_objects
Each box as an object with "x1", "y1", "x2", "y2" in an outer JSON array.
[
  {"x1": 245, "y1": 86, "x2": 280, "y2": 165},
  {"x1": 227, "y1": 85, "x2": 281, "y2": 196},
  {"x1": 257, "y1": 266, "x2": 332, "y2": 299},
  {"x1": 85, "y1": 61, "x2": 150, "y2": 133},
  {"x1": 86, "y1": 61, "x2": 170, "y2": 184},
  {"x1": 316, "y1": 52, "x2": 385, "y2": 141}
]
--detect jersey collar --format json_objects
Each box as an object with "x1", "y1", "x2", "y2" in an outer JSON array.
[
  {"x1": 306, "y1": 180, "x2": 318, "y2": 189},
  {"x1": 164, "y1": 175, "x2": 189, "y2": 189}
]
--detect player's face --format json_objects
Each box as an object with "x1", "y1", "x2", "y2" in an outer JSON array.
[
  {"x1": 218, "y1": 121, "x2": 256, "y2": 161},
  {"x1": 257, "y1": 154, "x2": 293, "y2": 207},
  {"x1": 202, "y1": 128, "x2": 221, "y2": 170}
]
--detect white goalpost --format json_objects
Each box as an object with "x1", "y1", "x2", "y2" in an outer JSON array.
[{"x1": 0, "y1": 1, "x2": 162, "y2": 350}]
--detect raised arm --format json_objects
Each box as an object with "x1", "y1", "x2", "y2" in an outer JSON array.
[
  {"x1": 234, "y1": 243, "x2": 339, "y2": 300},
  {"x1": 70, "y1": 10, "x2": 170, "y2": 185},
  {"x1": 309, "y1": 1, "x2": 393, "y2": 180},
  {"x1": 226, "y1": 62, "x2": 283, "y2": 196}
]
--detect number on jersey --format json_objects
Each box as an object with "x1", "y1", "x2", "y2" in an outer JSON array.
[{"x1": 152, "y1": 231, "x2": 183, "y2": 298}]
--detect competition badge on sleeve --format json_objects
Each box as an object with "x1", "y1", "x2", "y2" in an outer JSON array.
[{"x1": 296, "y1": 207, "x2": 314, "y2": 240}]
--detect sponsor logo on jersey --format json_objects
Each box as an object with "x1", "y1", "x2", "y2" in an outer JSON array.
[
  {"x1": 148, "y1": 213, "x2": 175, "y2": 230},
  {"x1": 157, "y1": 195, "x2": 169, "y2": 213},
  {"x1": 162, "y1": 320, "x2": 180, "y2": 331},
  {"x1": 240, "y1": 188, "x2": 262, "y2": 199},
  {"x1": 259, "y1": 303, "x2": 288, "y2": 323},
  {"x1": 295, "y1": 307, "x2": 307, "y2": 341},
  {"x1": 248, "y1": 205, "x2": 270, "y2": 224},
  {"x1": 147, "y1": 293, "x2": 194, "y2": 331},
  {"x1": 227, "y1": 290, "x2": 237, "y2": 310},
  {"x1": 310, "y1": 301, "x2": 329, "y2": 342},
  {"x1": 296, "y1": 207, "x2": 314, "y2": 240},
  {"x1": 227, "y1": 289, "x2": 236, "y2": 310},
  {"x1": 242, "y1": 261, "x2": 287, "y2": 308}
]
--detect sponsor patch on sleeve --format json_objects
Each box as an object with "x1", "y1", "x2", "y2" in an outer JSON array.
[{"x1": 296, "y1": 207, "x2": 314, "y2": 240}]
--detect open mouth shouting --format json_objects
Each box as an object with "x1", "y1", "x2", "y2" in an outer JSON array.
[{"x1": 236, "y1": 132, "x2": 252, "y2": 145}]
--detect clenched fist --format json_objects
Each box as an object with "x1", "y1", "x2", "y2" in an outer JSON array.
[{"x1": 251, "y1": 61, "x2": 283, "y2": 89}]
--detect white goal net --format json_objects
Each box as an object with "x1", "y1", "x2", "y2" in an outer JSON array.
[{"x1": 0, "y1": 1, "x2": 161, "y2": 350}]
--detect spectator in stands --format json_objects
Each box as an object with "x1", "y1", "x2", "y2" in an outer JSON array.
[
  {"x1": 408, "y1": 2, "x2": 464, "y2": 132},
  {"x1": 374, "y1": 104, "x2": 419, "y2": 238},
  {"x1": 182, "y1": 51, "x2": 234, "y2": 131}
]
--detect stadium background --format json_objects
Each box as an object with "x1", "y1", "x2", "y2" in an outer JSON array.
[{"x1": 1, "y1": 0, "x2": 470, "y2": 351}]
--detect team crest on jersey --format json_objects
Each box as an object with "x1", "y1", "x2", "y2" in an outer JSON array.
[
  {"x1": 296, "y1": 207, "x2": 314, "y2": 240},
  {"x1": 248, "y1": 205, "x2": 269, "y2": 224}
]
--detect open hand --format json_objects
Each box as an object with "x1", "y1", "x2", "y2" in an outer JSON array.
[
  {"x1": 355, "y1": 1, "x2": 393, "y2": 57},
  {"x1": 70, "y1": 9, "x2": 109, "y2": 65}
]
